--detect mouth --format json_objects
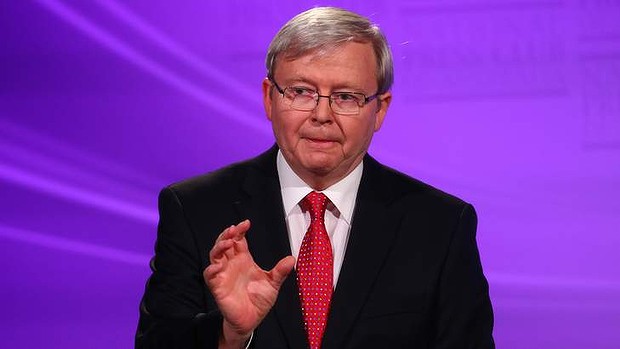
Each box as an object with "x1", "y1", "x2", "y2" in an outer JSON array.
[
  {"x1": 304, "y1": 137, "x2": 338, "y2": 148},
  {"x1": 307, "y1": 138, "x2": 333, "y2": 143}
]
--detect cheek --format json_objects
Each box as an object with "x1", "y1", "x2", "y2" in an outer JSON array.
[
  {"x1": 272, "y1": 114, "x2": 304, "y2": 142},
  {"x1": 344, "y1": 120, "x2": 376, "y2": 147}
]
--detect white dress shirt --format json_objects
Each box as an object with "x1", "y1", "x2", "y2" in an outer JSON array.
[{"x1": 276, "y1": 150, "x2": 363, "y2": 287}]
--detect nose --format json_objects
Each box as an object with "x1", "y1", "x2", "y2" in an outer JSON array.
[{"x1": 312, "y1": 95, "x2": 334, "y2": 123}]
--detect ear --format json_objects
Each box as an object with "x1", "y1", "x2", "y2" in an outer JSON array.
[
  {"x1": 262, "y1": 78, "x2": 273, "y2": 121},
  {"x1": 373, "y1": 91, "x2": 392, "y2": 132}
]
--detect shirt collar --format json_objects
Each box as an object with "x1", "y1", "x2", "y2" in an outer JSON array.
[{"x1": 277, "y1": 150, "x2": 363, "y2": 224}]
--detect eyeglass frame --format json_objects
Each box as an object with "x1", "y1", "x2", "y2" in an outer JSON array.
[{"x1": 268, "y1": 78, "x2": 381, "y2": 115}]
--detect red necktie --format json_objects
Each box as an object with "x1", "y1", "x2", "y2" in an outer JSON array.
[{"x1": 297, "y1": 191, "x2": 333, "y2": 349}]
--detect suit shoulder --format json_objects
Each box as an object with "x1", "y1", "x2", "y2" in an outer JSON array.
[
  {"x1": 161, "y1": 146, "x2": 277, "y2": 203},
  {"x1": 164, "y1": 157, "x2": 256, "y2": 201},
  {"x1": 369, "y1": 158, "x2": 469, "y2": 209}
]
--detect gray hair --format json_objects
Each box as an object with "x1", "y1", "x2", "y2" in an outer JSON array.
[{"x1": 266, "y1": 7, "x2": 394, "y2": 94}]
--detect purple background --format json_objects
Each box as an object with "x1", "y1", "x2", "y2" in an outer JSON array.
[{"x1": 1, "y1": 1, "x2": 619, "y2": 348}]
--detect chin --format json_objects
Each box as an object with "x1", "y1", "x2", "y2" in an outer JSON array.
[
  {"x1": 303, "y1": 162, "x2": 335, "y2": 175},
  {"x1": 301, "y1": 154, "x2": 339, "y2": 171}
]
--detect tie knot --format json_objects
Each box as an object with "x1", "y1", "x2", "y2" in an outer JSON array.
[{"x1": 301, "y1": 191, "x2": 328, "y2": 222}]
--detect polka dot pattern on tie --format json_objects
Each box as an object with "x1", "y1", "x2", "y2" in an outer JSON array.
[{"x1": 297, "y1": 191, "x2": 333, "y2": 349}]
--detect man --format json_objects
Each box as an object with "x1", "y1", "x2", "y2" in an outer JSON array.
[{"x1": 136, "y1": 7, "x2": 494, "y2": 349}]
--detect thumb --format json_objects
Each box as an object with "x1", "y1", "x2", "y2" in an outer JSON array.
[{"x1": 269, "y1": 255, "x2": 296, "y2": 288}]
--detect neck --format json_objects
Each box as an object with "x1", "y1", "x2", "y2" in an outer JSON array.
[
  {"x1": 277, "y1": 148, "x2": 366, "y2": 191},
  {"x1": 296, "y1": 162, "x2": 362, "y2": 191}
]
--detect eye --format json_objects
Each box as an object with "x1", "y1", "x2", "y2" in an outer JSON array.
[
  {"x1": 289, "y1": 86, "x2": 316, "y2": 97},
  {"x1": 333, "y1": 92, "x2": 362, "y2": 103}
]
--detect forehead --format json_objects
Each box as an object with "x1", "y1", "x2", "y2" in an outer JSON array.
[{"x1": 275, "y1": 42, "x2": 378, "y2": 88}]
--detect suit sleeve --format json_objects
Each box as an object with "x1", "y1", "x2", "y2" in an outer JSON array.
[
  {"x1": 434, "y1": 204, "x2": 495, "y2": 349},
  {"x1": 135, "y1": 187, "x2": 221, "y2": 348}
]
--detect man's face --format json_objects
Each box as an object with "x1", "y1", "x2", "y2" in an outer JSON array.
[{"x1": 263, "y1": 41, "x2": 391, "y2": 189}]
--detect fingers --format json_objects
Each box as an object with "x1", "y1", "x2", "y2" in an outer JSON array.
[
  {"x1": 203, "y1": 262, "x2": 221, "y2": 281},
  {"x1": 269, "y1": 255, "x2": 296, "y2": 288},
  {"x1": 209, "y1": 235, "x2": 234, "y2": 261},
  {"x1": 233, "y1": 219, "x2": 251, "y2": 239},
  {"x1": 218, "y1": 220, "x2": 251, "y2": 243},
  {"x1": 209, "y1": 220, "x2": 251, "y2": 263},
  {"x1": 230, "y1": 220, "x2": 251, "y2": 253}
]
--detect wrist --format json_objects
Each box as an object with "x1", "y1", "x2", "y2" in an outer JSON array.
[{"x1": 219, "y1": 320, "x2": 253, "y2": 349}]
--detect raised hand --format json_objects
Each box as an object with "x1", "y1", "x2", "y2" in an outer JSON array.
[{"x1": 203, "y1": 220, "x2": 295, "y2": 348}]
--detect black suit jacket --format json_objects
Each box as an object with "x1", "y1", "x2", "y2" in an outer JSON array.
[{"x1": 136, "y1": 146, "x2": 494, "y2": 348}]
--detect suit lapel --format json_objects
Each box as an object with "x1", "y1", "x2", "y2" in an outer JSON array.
[
  {"x1": 322, "y1": 156, "x2": 404, "y2": 349},
  {"x1": 236, "y1": 146, "x2": 308, "y2": 349}
]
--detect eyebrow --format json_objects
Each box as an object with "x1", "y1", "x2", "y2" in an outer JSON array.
[{"x1": 284, "y1": 77, "x2": 367, "y2": 93}]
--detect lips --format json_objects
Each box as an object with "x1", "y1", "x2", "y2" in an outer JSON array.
[
  {"x1": 304, "y1": 137, "x2": 338, "y2": 148},
  {"x1": 307, "y1": 138, "x2": 333, "y2": 143}
]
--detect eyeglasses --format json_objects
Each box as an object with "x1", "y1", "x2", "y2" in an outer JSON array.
[{"x1": 269, "y1": 78, "x2": 380, "y2": 116}]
